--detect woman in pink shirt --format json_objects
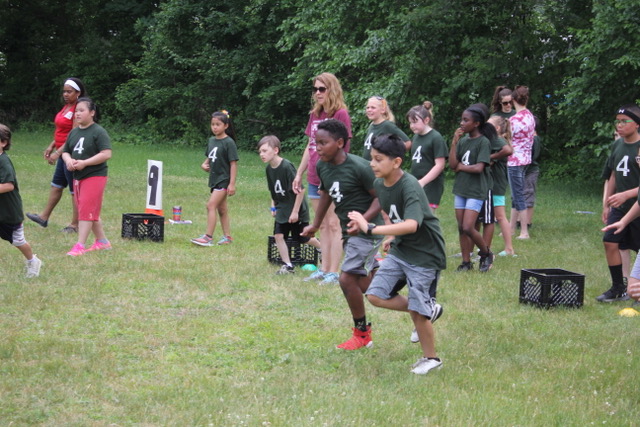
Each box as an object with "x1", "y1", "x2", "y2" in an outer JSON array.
[{"x1": 507, "y1": 85, "x2": 536, "y2": 239}]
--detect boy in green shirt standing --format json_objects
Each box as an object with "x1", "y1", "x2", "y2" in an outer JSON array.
[{"x1": 349, "y1": 134, "x2": 446, "y2": 375}]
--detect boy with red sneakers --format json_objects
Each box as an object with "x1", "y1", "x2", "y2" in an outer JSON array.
[
  {"x1": 301, "y1": 119, "x2": 382, "y2": 350},
  {"x1": 349, "y1": 134, "x2": 446, "y2": 375}
]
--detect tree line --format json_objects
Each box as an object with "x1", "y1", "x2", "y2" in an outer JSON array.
[{"x1": 1, "y1": 0, "x2": 639, "y2": 179}]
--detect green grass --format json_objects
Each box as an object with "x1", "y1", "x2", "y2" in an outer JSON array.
[{"x1": 1, "y1": 130, "x2": 639, "y2": 426}]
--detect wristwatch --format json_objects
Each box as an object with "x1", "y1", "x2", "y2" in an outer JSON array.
[{"x1": 367, "y1": 223, "x2": 377, "y2": 236}]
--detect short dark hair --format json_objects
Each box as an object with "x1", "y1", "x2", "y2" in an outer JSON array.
[
  {"x1": 257, "y1": 135, "x2": 281, "y2": 152},
  {"x1": 371, "y1": 134, "x2": 405, "y2": 163},
  {"x1": 317, "y1": 119, "x2": 349, "y2": 144},
  {"x1": 0, "y1": 123, "x2": 12, "y2": 150}
]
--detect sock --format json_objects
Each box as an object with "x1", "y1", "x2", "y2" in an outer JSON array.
[
  {"x1": 286, "y1": 263, "x2": 293, "y2": 268},
  {"x1": 609, "y1": 264, "x2": 624, "y2": 288},
  {"x1": 354, "y1": 316, "x2": 368, "y2": 331},
  {"x1": 97, "y1": 238, "x2": 109, "y2": 244},
  {"x1": 428, "y1": 357, "x2": 441, "y2": 362},
  {"x1": 206, "y1": 234, "x2": 212, "y2": 238}
]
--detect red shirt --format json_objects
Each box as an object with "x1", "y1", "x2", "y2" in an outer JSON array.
[{"x1": 53, "y1": 104, "x2": 76, "y2": 149}]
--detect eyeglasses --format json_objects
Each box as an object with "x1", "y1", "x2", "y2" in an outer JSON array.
[
  {"x1": 635, "y1": 156, "x2": 640, "y2": 164},
  {"x1": 501, "y1": 101, "x2": 512, "y2": 106},
  {"x1": 615, "y1": 119, "x2": 634, "y2": 126},
  {"x1": 312, "y1": 86, "x2": 327, "y2": 93}
]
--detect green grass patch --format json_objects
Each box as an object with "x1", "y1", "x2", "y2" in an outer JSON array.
[{"x1": 1, "y1": 131, "x2": 639, "y2": 425}]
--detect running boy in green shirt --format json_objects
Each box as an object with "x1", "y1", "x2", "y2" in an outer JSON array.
[
  {"x1": 348, "y1": 134, "x2": 446, "y2": 375},
  {"x1": 301, "y1": 119, "x2": 383, "y2": 350}
]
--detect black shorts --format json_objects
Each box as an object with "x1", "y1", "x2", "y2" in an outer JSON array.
[
  {"x1": 603, "y1": 207, "x2": 640, "y2": 251},
  {"x1": 477, "y1": 190, "x2": 495, "y2": 224},
  {"x1": 0, "y1": 222, "x2": 22, "y2": 244},
  {"x1": 273, "y1": 221, "x2": 310, "y2": 243}
]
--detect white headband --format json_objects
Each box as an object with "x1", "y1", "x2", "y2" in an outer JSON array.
[{"x1": 64, "y1": 79, "x2": 81, "y2": 92}]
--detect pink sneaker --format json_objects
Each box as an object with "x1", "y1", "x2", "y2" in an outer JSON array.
[
  {"x1": 87, "y1": 241, "x2": 112, "y2": 252},
  {"x1": 67, "y1": 243, "x2": 87, "y2": 256}
]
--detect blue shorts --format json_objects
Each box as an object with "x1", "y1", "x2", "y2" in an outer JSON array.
[
  {"x1": 366, "y1": 254, "x2": 440, "y2": 318},
  {"x1": 308, "y1": 183, "x2": 320, "y2": 200},
  {"x1": 454, "y1": 195, "x2": 484, "y2": 213},
  {"x1": 51, "y1": 157, "x2": 74, "y2": 193},
  {"x1": 508, "y1": 165, "x2": 527, "y2": 211}
]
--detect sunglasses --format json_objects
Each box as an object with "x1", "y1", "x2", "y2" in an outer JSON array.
[
  {"x1": 501, "y1": 101, "x2": 512, "y2": 106},
  {"x1": 615, "y1": 119, "x2": 634, "y2": 126},
  {"x1": 312, "y1": 86, "x2": 327, "y2": 93}
]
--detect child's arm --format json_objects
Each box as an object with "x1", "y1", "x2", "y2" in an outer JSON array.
[
  {"x1": 293, "y1": 140, "x2": 311, "y2": 194},
  {"x1": 448, "y1": 129, "x2": 463, "y2": 170},
  {"x1": 348, "y1": 210, "x2": 418, "y2": 236},
  {"x1": 490, "y1": 144, "x2": 513, "y2": 161},
  {"x1": 606, "y1": 186, "x2": 638, "y2": 209},
  {"x1": 201, "y1": 158, "x2": 210, "y2": 172},
  {"x1": 456, "y1": 162, "x2": 485, "y2": 174},
  {"x1": 418, "y1": 157, "x2": 445, "y2": 187},
  {"x1": 301, "y1": 191, "x2": 332, "y2": 237},
  {"x1": 289, "y1": 189, "x2": 305, "y2": 223},
  {"x1": 602, "y1": 200, "x2": 640, "y2": 235},
  {"x1": 602, "y1": 176, "x2": 614, "y2": 223},
  {"x1": 0, "y1": 182, "x2": 15, "y2": 194},
  {"x1": 228, "y1": 160, "x2": 237, "y2": 196},
  {"x1": 346, "y1": 189, "x2": 381, "y2": 235},
  {"x1": 70, "y1": 149, "x2": 112, "y2": 171}
]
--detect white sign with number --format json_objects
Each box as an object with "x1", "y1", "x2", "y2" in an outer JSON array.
[{"x1": 146, "y1": 160, "x2": 163, "y2": 211}]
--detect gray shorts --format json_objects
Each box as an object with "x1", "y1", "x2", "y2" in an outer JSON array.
[
  {"x1": 341, "y1": 235, "x2": 382, "y2": 276},
  {"x1": 366, "y1": 254, "x2": 440, "y2": 318},
  {"x1": 524, "y1": 169, "x2": 539, "y2": 208}
]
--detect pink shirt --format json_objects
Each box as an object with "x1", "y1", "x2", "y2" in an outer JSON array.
[
  {"x1": 508, "y1": 108, "x2": 535, "y2": 167},
  {"x1": 304, "y1": 108, "x2": 352, "y2": 186}
]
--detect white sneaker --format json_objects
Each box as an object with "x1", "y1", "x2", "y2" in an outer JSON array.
[
  {"x1": 25, "y1": 255, "x2": 42, "y2": 278},
  {"x1": 411, "y1": 357, "x2": 442, "y2": 375}
]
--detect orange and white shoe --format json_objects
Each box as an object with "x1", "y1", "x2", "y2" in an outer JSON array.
[{"x1": 337, "y1": 325, "x2": 373, "y2": 350}]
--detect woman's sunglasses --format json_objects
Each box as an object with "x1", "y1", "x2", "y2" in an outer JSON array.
[{"x1": 312, "y1": 86, "x2": 327, "y2": 93}]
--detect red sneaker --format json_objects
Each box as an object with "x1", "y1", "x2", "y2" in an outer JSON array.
[{"x1": 336, "y1": 325, "x2": 373, "y2": 350}]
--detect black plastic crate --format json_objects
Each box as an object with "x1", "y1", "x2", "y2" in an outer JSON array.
[
  {"x1": 267, "y1": 236, "x2": 320, "y2": 266},
  {"x1": 519, "y1": 268, "x2": 584, "y2": 308},
  {"x1": 121, "y1": 213, "x2": 164, "y2": 242}
]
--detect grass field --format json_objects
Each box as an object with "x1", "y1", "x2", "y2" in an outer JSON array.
[{"x1": 1, "y1": 129, "x2": 639, "y2": 426}]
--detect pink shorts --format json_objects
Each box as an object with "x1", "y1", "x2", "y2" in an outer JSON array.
[{"x1": 74, "y1": 176, "x2": 108, "y2": 221}]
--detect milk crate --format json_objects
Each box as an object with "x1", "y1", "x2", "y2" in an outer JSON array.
[
  {"x1": 121, "y1": 213, "x2": 164, "y2": 242},
  {"x1": 267, "y1": 236, "x2": 320, "y2": 266},
  {"x1": 519, "y1": 268, "x2": 584, "y2": 308}
]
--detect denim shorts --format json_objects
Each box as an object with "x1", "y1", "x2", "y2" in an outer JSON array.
[
  {"x1": 454, "y1": 195, "x2": 484, "y2": 213},
  {"x1": 308, "y1": 183, "x2": 320, "y2": 200},
  {"x1": 51, "y1": 157, "x2": 74, "y2": 193},
  {"x1": 508, "y1": 165, "x2": 527, "y2": 211}
]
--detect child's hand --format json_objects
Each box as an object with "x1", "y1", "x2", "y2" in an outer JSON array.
[
  {"x1": 73, "y1": 159, "x2": 85, "y2": 171},
  {"x1": 452, "y1": 128, "x2": 464, "y2": 144},
  {"x1": 629, "y1": 280, "x2": 640, "y2": 301},
  {"x1": 201, "y1": 161, "x2": 210, "y2": 172},
  {"x1": 606, "y1": 193, "x2": 627, "y2": 208},
  {"x1": 602, "y1": 207, "x2": 609, "y2": 224},
  {"x1": 602, "y1": 221, "x2": 625, "y2": 235},
  {"x1": 289, "y1": 212, "x2": 299, "y2": 223},
  {"x1": 227, "y1": 184, "x2": 236, "y2": 196},
  {"x1": 382, "y1": 237, "x2": 394, "y2": 252},
  {"x1": 347, "y1": 211, "x2": 366, "y2": 233}
]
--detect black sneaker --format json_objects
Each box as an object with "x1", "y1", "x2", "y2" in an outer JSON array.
[
  {"x1": 478, "y1": 251, "x2": 494, "y2": 273},
  {"x1": 595, "y1": 287, "x2": 630, "y2": 303},
  {"x1": 456, "y1": 261, "x2": 473, "y2": 272},
  {"x1": 276, "y1": 264, "x2": 295, "y2": 275},
  {"x1": 26, "y1": 213, "x2": 48, "y2": 228}
]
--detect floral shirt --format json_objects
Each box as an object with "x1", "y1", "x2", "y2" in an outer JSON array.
[{"x1": 508, "y1": 109, "x2": 535, "y2": 167}]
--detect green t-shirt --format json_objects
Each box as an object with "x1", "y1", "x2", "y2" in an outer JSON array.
[
  {"x1": 62, "y1": 123, "x2": 111, "y2": 180},
  {"x1": 0, "y1": 152, "x2": 24, "y2": 224},
  {"x1": 602, "y1": 138, "x2": 640, "y2": 213},
  {"x1": 266, "y1": 158, "x2": 310, "y2": 224},
  {"x1": 362, "y1": 120, "x2": 409, "y2": 160},
  {"x1": 452, "y1": 135, "x2": 491, "y2": 200},
  {"x1": 205, "y1": 136, "x2": 239, "y2": 189},
  {"x1": 491, "y1": 110, "x2": 516, "y2": 120},
  {"x1": 491, "y1": 137, "x2": 509, "y2": 196},
  {"x1": 375, "y1": 173, "x2": 446, "y2": 270},
  {"x1": 410, "y1": 129, "x2": 448, "y2": 205},
  {"x1": 317, "y1": 153, "x2": 382, "y2": 238}
]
